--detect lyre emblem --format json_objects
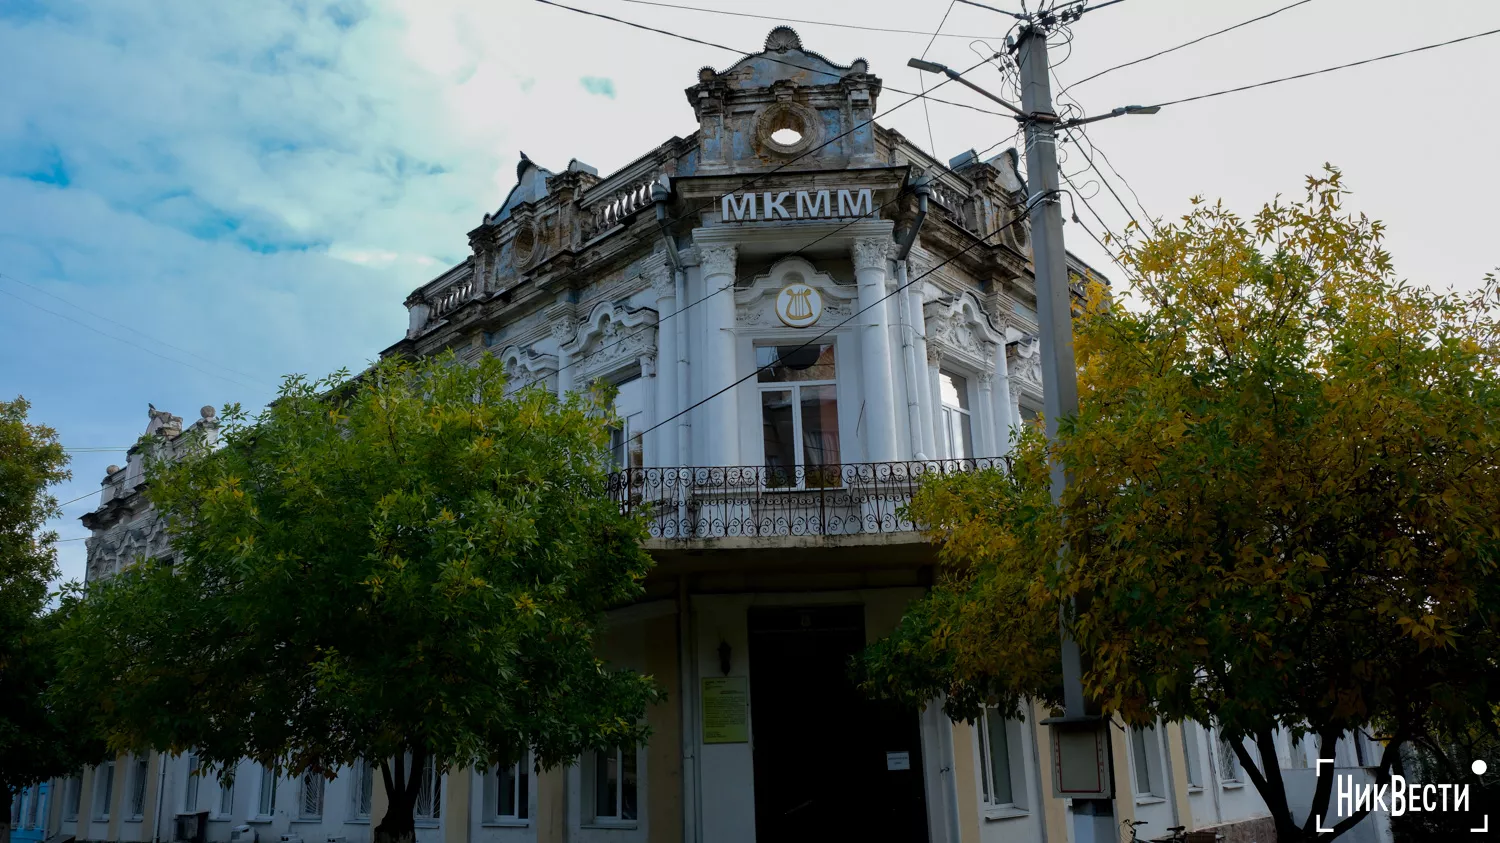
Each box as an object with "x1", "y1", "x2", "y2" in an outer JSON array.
[{"x1": 775, "y1": 283, "x2": 823, "y2": 328}]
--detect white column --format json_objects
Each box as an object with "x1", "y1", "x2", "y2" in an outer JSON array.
[
  {"x1": 651, "y1": 268, "x2": 678, "y2": 467},
  {"x1": 910, "y1": 288, "x2": 937, "y2": 461},
  {"x1": 551, "y1": 320, "x2": 575, "y2": 398},
  {"x1": 976, "y1": 372, "x2": 998, "y2": 459},
  {"x1": 992, "y1": 339, "x2": 1017, "y2": 455},
  {"x1": 927, "y1": 348, "x2": 948, "y2": 460},
  {"x1": 852, "y1": 236, "x2": 899, "y2": 463},
  {"x1": 698, "y1": 244, "x2": 740, "y2": 468}
]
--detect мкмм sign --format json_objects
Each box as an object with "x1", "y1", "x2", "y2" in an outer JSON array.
[{"x1": 720, "y1": 188, "x2": 874, "y2": 222}]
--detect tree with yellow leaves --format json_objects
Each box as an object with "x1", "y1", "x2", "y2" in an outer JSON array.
[{"x1": 862, "y1": 169, "x2": 1500, "y2": 842}]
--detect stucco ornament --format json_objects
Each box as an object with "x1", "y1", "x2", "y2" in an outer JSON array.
[
  {"x1": 851, "y1": 237, "x2": 892, "y2": 272},
  {"x1": 699, "y1": 244, "x2": 738, "y2": 277}
]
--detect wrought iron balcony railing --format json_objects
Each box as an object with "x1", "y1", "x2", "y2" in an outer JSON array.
[{"x1": 607, "y1": 459, "x2": 1008, "y2": 541}]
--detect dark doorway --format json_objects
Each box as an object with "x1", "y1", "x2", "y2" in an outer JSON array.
[{"x1": 747, "y1": 605, "x2": 929, "y2": 843}]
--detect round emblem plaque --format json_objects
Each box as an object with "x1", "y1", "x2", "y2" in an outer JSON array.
[{"x1": 775, "y1": 283, "x2": 823, "y2": 328}]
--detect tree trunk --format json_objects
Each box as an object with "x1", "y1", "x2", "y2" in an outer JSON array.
[{"x1": 372, "y1": 752, "x2": 423, "y2": 843}]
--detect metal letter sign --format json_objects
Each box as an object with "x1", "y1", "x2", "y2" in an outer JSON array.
[{"x1": 721, "y1": 188, "x2": 872, "y2": 222}]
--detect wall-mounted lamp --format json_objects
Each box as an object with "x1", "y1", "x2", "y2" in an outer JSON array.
[{"x1": 718, "y1": 640, "x2": 732, "y2": 676}]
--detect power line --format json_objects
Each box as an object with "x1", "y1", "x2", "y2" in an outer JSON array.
[
  {"x1": 605, "y1": 0, "x2": 1015, "y2": 39},
  {"x1": 531, "y1": 0, "x2": 1015, "y2": 118},
  {"x1": 1062, "y1": 0, "x2": 1318, "y2": 92},
  {"x1": 0, "y1": 271, "x2": 268, "y2": 384},
  {"x1": 634, "y1": 189, "x2": 1034, "y2": 443},
  {"x1": 919, "y1": 2, "x2": 960, "y2": 161},
  {"x1": 1144, "y1": 26, "x2": 1500, "y2": 110},
  {"x1": 0, "y1": 286, "x2": 263, "y2": 390}
]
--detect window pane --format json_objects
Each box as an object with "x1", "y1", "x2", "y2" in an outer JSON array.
[
  {"x1": 1131, "y1": 728, "x2": 1152, "y2": 794},
  {"x1": 940, "y1": 371, "x2": 969, "y2": 411},
  {"x1": 258, "y1": 767, "x2": 275, "y2": 816},
  {"x1": 498, "y1": 766, "x2": 516, "y2": 817},
  {"x1": 761, "y1": 389, "x2": 796, "y2": 483},
  {"x1": 356, "y1": 760, "x2": 373, "y2": 818},
  {"x1": 621, "y1": 748, "x2": 637, "y2": 821},
  {"x1": 595, "y1": 751, "x2": 617, "y2": 820},
  {"x1": 798, "y1": 384, "x2": 840, "y2": 470},
  {"x1": 132, "y1": 758, "x2": 150, "y2": 816},
  {"x1": 985, "y1": 710, "x2": 1013, "y2": 805},
  {"x1": 756, "y1": 344, "x2": 836, "y2": 383},
  {"x1": 1184, "y1": 724, "x2": 1203, "y2": 786},
  {"x1": 67, "y1": 776, "x2": 81, "y2": 819},
  {"x1": 102, "y1": 762, "x2": 115, "y2": 817},
  {"x1": 219, "y1": 775, "x2": 234, "y2": 816}
]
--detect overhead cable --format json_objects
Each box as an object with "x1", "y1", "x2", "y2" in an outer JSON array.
[{"x1": 607, "y1": 0, "x2": 1014, "y2": 39}]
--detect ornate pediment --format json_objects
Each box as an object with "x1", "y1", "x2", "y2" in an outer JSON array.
[
  {"x1": 924, "y1": 291, "x2": 1005, "y2": 373},
  {"x1": 563, "y1": 300, "x2": 659, "y2": 384},
  {"x1": 735, "y1": 256, "x2": 857, "y2": 329}
]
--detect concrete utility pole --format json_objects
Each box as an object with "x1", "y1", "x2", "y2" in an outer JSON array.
[{"x1": 1015, "y1": 21, "x2": 1089, "y2": 723}]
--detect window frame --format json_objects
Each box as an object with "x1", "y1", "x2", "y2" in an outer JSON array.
[
  {"x1": 129, "y1": 755, "x2": 150, "y2": 820},
  {"x1": 605, "y1": 373, "x2": 647, "y2": 473},
  {"x1": 481, "y1": 754, "x2": 532, "y2": 827},
  {"x1": 94, "y1": 760, "x2": 116, "y2": 821},
  {"x1": 216, "y1": 769, "x2": 235, "y2": 820},
  {"x1": 1129, "y1": 724, "x2": 1167, "y2": 801},
  {"x1": 63, "y1": 775, "x2": 82, "y2": 822},
  {"x1": 754, "y1": 340, "x2": 842, "y2": 489},
  {"x1": 581, "y1": 745, "x2": 639, "y2": 828},
  {"x1": 254, "y1": 765, "x2": 277, "y2": 820},
  {"x1": 413, "y1": 754, "x2": 441, "y2": 826},
  {"x1": 938, "y1": 369, "x2": 976, "y2": 460},
  {"x1": 348, "y1": 759, "x2": 374, "y2": 823},
  {"x1": 1216, "y1": 730, "x2": 1245, "y2": 787},
  {"x1": 297, "y1": 771, "x2": 325, "y2": 821},
  {"x1": 974, "y1": 708, "x2": 1028, "y2": 818},
  {"x1": 184, "y1": 752, "x2": 201, "y2": 813},
  {"x1": 1182, "y1": 722, "x2": 1205, "y2": 790}
]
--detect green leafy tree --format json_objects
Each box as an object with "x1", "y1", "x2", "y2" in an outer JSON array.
[
  {"x1": 54, "y1": 354, "x2": 662, "y2": 843},
  {"x1": 862, "y1": 170, "x2": 1500, "y2": 843},
  {"x1": 0, "y1": 398, "x2": 101, "y2": 843}
]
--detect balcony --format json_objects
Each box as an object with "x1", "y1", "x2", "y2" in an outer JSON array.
[{"x1": 607, "y1": 458, "x2": 1007, "y2": 543}]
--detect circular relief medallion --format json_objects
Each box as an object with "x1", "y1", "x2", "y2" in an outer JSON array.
[{"x1": 775, "y1": 283, "x2": 823, "y2": 328}]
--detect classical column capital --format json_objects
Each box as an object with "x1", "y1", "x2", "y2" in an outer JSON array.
[
  {"x1": 647, "y1": 263, "x2": 675, "y2": 300},
  {"x1": 851, "y1": 236, "x2": 893, "y2": 272},
  {"x1": 699, "y1": 244, "x2": 738, "y2": 277},
  {"x1": 549, "y1": 319, "x2": 577, "y2": 346}
]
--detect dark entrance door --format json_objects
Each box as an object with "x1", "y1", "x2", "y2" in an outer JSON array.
[{"x1": 747, "y1": 605, "x2": 929, "y2": 843}]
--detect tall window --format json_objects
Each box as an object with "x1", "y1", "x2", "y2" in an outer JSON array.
[
  {"x1": 26, "y1": 785, "x2": 41, "y2": 828},
  {"x1": 95, "y1": 760, "x2": 116, "y2": 821},
  {"x1": 130, "y1": 755, "x2": 150, "y2": 818},
  {"x1": 485, "y1": 756, "x2": 531, "y2": 823},
  {"x1": 1183, "y1": 722, "x2": 1204, "y2": 788},
  {"x1": 298, "y1": 773, "x2": 324, "y2": 820},
  {"x1": 976, "y1": 709, "x2": 1019, "y2": 809},
  {"x1": 64, "y1": 775, "x2": 81, "y2": 821},
  {"x1": 939, "y1": 371, "x2": 974, "y2": 459},
  {"x1": 217, "y1": 771, "x2": 235, "y2": 818},
  {"x1": 1217, "y1": 732, "x2": 1243, "y2": 783},
  {"x1": 349, "y1": 759, "x2": 373, "y2": 821},
  {"x1": 1130, "y1": 726, "x2": 1164, "y2": 797},
  {"x1": 10, "y1": 793, "x2": 20, "y2": 830},
  {"x1": 585, "y1": 746, "x2": 637, "y2": 825},
  {"x1": 184, "y1": 752, "x2": 201, "y2": 812},
  {"x1": 256, "y1": 765, "x2": 277, "y2": 818},
  {"x1": 757, "y1": 343, "x2": 839, "y2": 486},
  {"x1": 608, "y1": 375, "x2": 645, "y2": 471},
  {"x1": 414, "y1": 756, "x2": 441, "y2": 822}
]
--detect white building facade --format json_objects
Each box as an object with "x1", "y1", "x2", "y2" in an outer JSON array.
[{"x1": 46, "y1": 27, "x2": 1395, "y2": 843}]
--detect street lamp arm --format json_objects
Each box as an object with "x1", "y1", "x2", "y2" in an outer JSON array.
[
  {"x1": 907, "y1": 57, "x2": 1028, "y2": 118},
  {"x1": 1055, "y1": 104, "x2": 1160, "y2": 131}
]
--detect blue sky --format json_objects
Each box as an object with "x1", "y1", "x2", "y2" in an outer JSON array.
[{"x1": 5, "y1": 0, "x2": 1497, "y2": 587}]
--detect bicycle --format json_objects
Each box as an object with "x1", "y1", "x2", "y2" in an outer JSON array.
[{"x1": 1123, "y1": 819, "x2": 1193, "y2": 843}]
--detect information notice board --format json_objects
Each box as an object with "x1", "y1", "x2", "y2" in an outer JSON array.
[{"x1": 701, "y1": 677, "x2": 749, "y2": 744}]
